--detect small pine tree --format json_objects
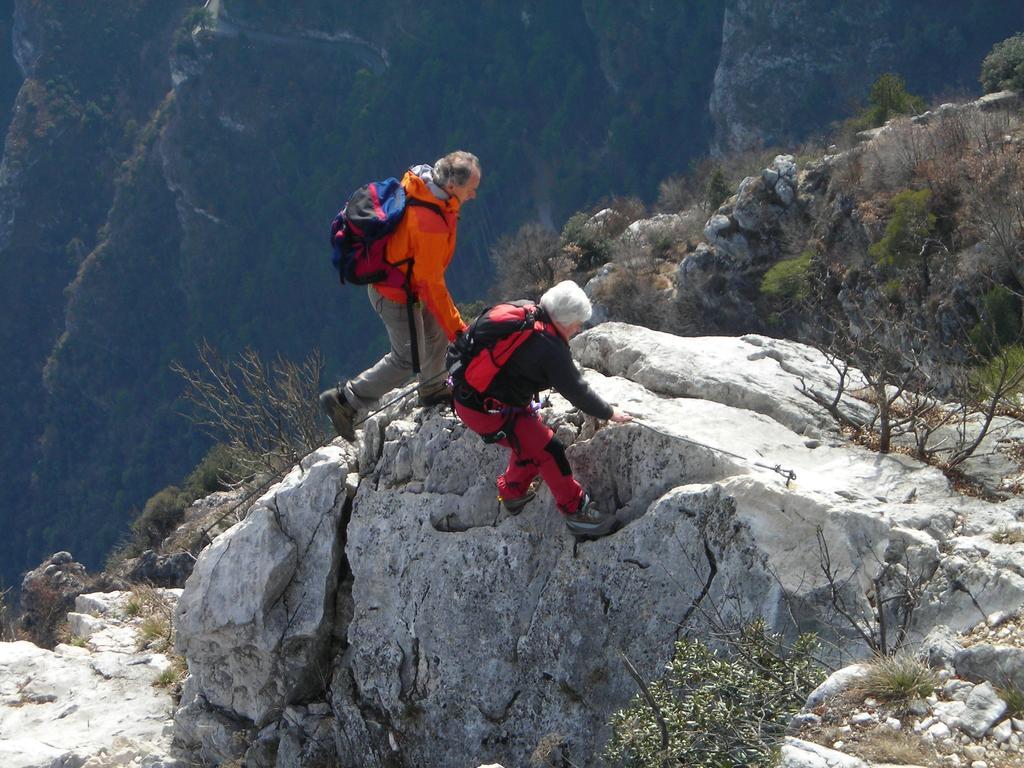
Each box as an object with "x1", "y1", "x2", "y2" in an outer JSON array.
[
  {"x1": 980, "y1": 33, "x2": 1024, "y2": 94},
  {"x1": 705, "y1": 166, "x2": 731, "y2": 211},
  {"x1": 853, "y1": 73, "x2": 926, "y2": 130}
]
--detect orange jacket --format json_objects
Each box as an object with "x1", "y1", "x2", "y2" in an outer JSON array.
[{"x1": 375, "y1": 169, "x2": 467, "y2": 340}]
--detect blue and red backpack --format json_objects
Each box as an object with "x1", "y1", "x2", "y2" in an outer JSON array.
[{"x1": 330, "y1": 177, "x2": 443, "y2": 289}]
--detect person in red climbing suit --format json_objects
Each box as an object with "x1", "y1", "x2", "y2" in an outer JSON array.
[{"x1": 450, "y1": 280, "x2": 632, "y2": 539}]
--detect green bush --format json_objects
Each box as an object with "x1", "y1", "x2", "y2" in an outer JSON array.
[
  {"x1": 851, "y1": 73, "x2": 926, "y2": 131},
  {"x1": 998, "y1": 682, "x2": 1024, "y2": 718},
  {"x1": 183, "y1": 443, "x2": 246, "y2": 500},
  {"x1": 868, "y1": 189, "x2": 935, "y2": 269},
  {"x1": 606, "y1": 620, "x2": 823, "y2": 768},
  {"x1": 971, "y1": 343, "x2": 1024, "y2": 400},
  {"x1": 560, "y1": 212, "x2": 614, "y2": 270},
  {"x1": 130, "y1": 486, "x2": 188, "y2": 551},
  {"x1": 760, "y1": 251, "x2": 813, "y2": 302},
  {"x1": 705, "y1": 166, "x2": 731, "y2": 211},
  {"x1": 969, "y1": 285, "x2": 1021, "y2": 357},
  {"x1": 126, "y1": 443, "x2": 244, "y2": 557},
  {"x1": 980, "y1": 33, "x2": 1024, "y2": 94}
]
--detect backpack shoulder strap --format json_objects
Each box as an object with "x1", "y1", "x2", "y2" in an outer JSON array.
[{"x1": 405, "y1": 196, "x2": 445, "y2": 219}]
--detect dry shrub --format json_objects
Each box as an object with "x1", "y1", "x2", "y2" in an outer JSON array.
[
  {"x1": 173, "y1": 345, "x2": 325, "y2": 479},
  {"x1": 965, "y1": 149, "x2": 1024, "y2": 281},
  {"x1": 656, "y1": 174, "x2": 699, "y2": 213},
  {"x1": 598, "y1": 237, "x2": 678, "y2": 331},
  {"x1": 850, "y1": 727, "x2": 935, "y2": 766},
  {"x1": 491, "y1": 222, "x2": 559, "y2": 301},
  {"x1": 861, "y1": 119, "x2": 926, "y2": 193},
  {"x1": 0, "y1": 587, "x2": 22, "y2": 642}
]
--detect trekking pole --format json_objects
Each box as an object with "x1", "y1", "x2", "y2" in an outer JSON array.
[
  {"x1": 191, "y1": 370, "x2": 452, "y2": 551},
  {"x1": 629, "y1": 416, "x2": 797, "y2": 487}
]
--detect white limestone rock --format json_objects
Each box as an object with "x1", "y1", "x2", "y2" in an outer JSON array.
[
  {"x1": 803, "y1": 665, "x2": 870, "y2": 710},
  {"x1": 175, "y1": 443, "x2": 356, "y2": 727},
  {"x1": 958, "y1": 682, "x2": 1007, "y2": 738},
  {"x1": 170, "y1": 324, "x2": 1024, "y2": 766},
  {"x1": 778, "y1": 737, "x2": 869, "y2": 767},
  {"x1": 0, "y1": 589, "x2": 185, "y2": 768}
]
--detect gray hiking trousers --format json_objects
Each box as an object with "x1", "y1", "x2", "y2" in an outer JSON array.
[{"x1": 343, "y1": 286, "x2": 448, "y2": 410}]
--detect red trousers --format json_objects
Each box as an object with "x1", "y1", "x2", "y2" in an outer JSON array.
[{"x1": 454, "y1": 400, "x2": 584, "y2": 515}]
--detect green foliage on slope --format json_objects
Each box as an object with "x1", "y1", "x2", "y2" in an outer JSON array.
[
  {"x1": 606, "y1": 620, "x2": 823, "y2": 768},
  {"x1": 980, "y1": 33, "x2": 1024, "y2": 93}
]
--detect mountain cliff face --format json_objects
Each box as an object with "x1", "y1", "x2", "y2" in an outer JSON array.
[{"x1": 710, "y1": 0, "x2": 1024, "y2": 153}]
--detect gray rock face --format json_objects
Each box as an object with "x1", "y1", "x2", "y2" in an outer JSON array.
[
  {"x1": 126, "y1": 549, "x2": 195, "y2": 588},
  {"x1": 19, "y1": 551, "x2": 93, "y2": 647},
  {"x1": 955, "y1": 644, "x2": 1024, "y2": 690},
  {"x1": 175, "y1": 444, "x2": 356, "y2": 727},
  {"x1": 958, "y1": 681, "x2": 1007, "y2": 738},
  {"x1": 680, "y1": 153, "x2": 813, "y2": 332},
  {"x1": 172, "y1": 324, "x2": 1024, "y2": 767}
]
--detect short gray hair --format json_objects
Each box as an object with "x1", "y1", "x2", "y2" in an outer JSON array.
[
  {"x1": 433, "y1": 150, "x2": 480, "y2": 188},
  {"x1": 540, "y1": 280, "x2": 592, "y2": 326}
]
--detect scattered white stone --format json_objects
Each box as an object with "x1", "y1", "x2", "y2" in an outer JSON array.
[
  {"x1": 959, "y1": 682, "x2": 1007, "y2": 738},
  {"x1": 67, "y1": 612, "x2": 106, "y2": 640},
  {"x1": 850, "y1": 711, "x2": 875, "y2": 726},
  {"x1": 883, "y1": 716, "x2": 901, "y2": 731},
  {"x1": 927, "y1": 721, "x2": 952, "y2": 740},
  {"x1": 991, "y1": 719, "x2": 1013, "y2": 743},
  {"x1": 802, "y1": 664, "x2": 870, "y2": 710},
  {"x1": 908, "y1": 699, "x2": 931, "y2": 716},
  {"x1": 0, "y1": 588, "x2": 183, "y2": 768},
  {"x1": 964, "y1": 744, "x2": 986, "y2": 761},
  {"x1": 935, "y1": 700, "x2": 967, "y2": 727}
]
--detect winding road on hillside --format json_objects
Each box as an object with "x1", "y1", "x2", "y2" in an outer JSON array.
[{"x1": 202, "y1": 0, "x2": 388, "y2": 73}]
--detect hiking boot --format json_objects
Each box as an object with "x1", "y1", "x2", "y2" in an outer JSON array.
[
  {"x1": 500, "y1": 489, "x2": 536, "y2": 515},
  {"x1": 319, "y1": 387, "x2": 357, "y2": 442},
  {"x1": 564, "y1": 493, "x2": 619, "y2": 539},
  {"x1": 418, "y1": 384, "x2": 452, "y2": 408}
]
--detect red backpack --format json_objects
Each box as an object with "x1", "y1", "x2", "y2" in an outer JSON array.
[{"x1": 446, "y1": 302, "x2": 555, "y2": 394}]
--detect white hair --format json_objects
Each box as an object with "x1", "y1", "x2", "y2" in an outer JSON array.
[{"x1": 540, "y1": 280, "x2": 592, "y2": 326}]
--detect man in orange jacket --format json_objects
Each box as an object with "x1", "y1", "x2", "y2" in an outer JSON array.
[{"x1": 320, "y1": 150, "x2": 481, "y2": 441}]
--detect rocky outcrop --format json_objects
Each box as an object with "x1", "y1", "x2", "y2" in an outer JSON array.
[
  {"x1": 0, "y1": 590, "x2": 185, "y2": 768},
  {"x1": 677, "y1": 153, "x2": 810, "y2": 331},
  {"x1": 18, "y1": 551, "x2": 93, "y2": 648},
  {"x1": 174, "y1": 443, "x2": 357, "y2": 759},
  {"x1": 173, "y1": 323, "x2": 1024, "y2": 767},
  {"x1": 783, "y1": 617, "x2": 1024, "y2": 766}
]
